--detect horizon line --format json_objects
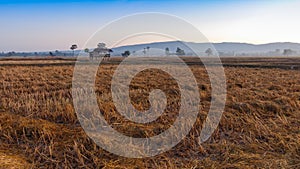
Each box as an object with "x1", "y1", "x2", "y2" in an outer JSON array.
[{"x1": 2, "y1": 40, "x2": 300, "y2": 53}]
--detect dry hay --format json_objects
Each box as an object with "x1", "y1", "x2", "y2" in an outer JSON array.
[{"x1": 0, "y1": 58, "x2": 299, "y2": 168}]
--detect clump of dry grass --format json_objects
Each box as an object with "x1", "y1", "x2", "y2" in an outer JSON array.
[
  {"x1": 0, "y1": 148, "x2": 31, "y2": 169},
  {"x1": 0, "y1": 58, "x2": 299, "y2": 168}
]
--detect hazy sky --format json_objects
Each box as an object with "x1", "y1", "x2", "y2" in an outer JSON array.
[{"x1": 0, "y1": 0, "x2": 300, "y2": 52}]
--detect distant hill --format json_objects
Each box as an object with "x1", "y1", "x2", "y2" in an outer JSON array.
[
  {"x1": 111, "y1": 41, "x2": 300, "y2": 57},
  {"x1": 1, "y1": 41, "x2": 300, "y2": 57}
]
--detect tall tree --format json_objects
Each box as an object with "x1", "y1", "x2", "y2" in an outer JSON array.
[
  {"x1": 205, "y1": 48, "x2": 213, "y2": 56},
  {"x1": 165, "y1": 47, "x2": 170, "y2": 56},
  {"x1": 70, "y1": 44, "x2": 78, "y2": 56}
]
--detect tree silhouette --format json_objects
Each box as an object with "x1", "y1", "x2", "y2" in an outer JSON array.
[
  {"x1": 122, "y1": 50, "x2": 130, "y2": 57},
  {"x1": 283, "y1": 49, "x2": 293, "y2": 56},
  {"x1": 49, "y1": 52, "x2": 55, "y2": 57},
  {"x1": 84, "y1": 48, "x2": 89, "y2": 53},
  {"x1": 165, "y1": 47, "x2": 170, "y2": 56},
  {"x1": 97, "y1": 43, "x2": 106, "y2": 48},
  {"x1": 205, "y1": 48, "x2": 213, "y2": 56},
  {"x1": 7, "y1": 51, "x2": 15, "y2": 57},
  {"x1": 176, "y1": 47, "x2": 185, "y2": 56},
  {"x1": 70, "y1": 44, "x2": 78, "y2": 56}
]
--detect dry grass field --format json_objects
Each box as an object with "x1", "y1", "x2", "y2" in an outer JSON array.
[{"x1": 0, "y1": 57, "x2": 299, "y2": 168}]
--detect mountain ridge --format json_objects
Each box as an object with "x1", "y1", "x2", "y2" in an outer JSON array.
[
  {"x1": 2, "y1": 41, "x2": 300, "y2": 57},
  {"x1": 111, "y1": 41, "x2": 300, "y2": 56}
]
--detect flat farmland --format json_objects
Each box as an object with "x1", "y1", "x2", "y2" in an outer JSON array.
[{"x1": 0, "y1": 57, "x2": 299, "y2": 168}]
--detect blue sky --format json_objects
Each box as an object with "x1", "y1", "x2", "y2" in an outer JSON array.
[{"x1": 0, "y1": 0, "x2": 299, "y2": 52}]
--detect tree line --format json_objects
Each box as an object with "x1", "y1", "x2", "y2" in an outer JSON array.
[{"x1": 0, "y1": 43, "x2": 298, "y2": 57}]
